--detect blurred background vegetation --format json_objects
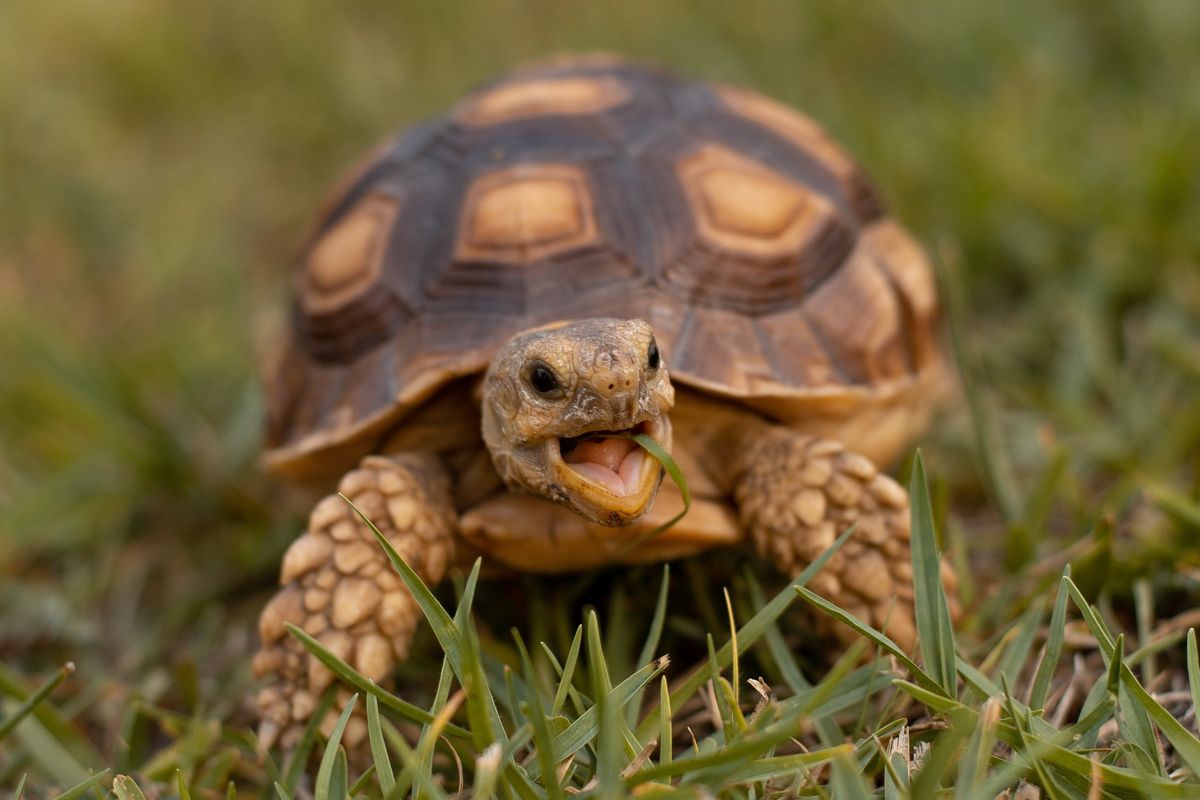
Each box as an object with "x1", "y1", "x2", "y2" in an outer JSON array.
[{"x1": 2, "y1": 0, "x2": 1199, "y2": 790}]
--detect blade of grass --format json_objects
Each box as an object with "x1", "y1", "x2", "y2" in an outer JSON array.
[
  {"x1": 630, "y1": 432, "x2": 690, "y2": 536},
  {"x1": 1074, "y1": 671, "x2": 1113, "y2": 753},
  {"x1": 587, "y1": 609, "x2": 642, "y2": 760},
  {"x1": 382, "y1": 725, "x2": 450, "y2": 800},
  {"x1": 723, "y1": 588, "x2": 739, "y2": 713},
  {"x1": 415, "y1": 659, "x2": 455, "y2": 779},
  {"x1": 285, "y1": 624, "x2": 468, "y2": 736},
  {"x1": 1064, "y1": 577, "x2": 1200, "y2": 776},
  {"x1": 635, "y1": 525, "x2": 855, "y2": 743},
  {"x1": 587, "y1": 609, "x2": 616, "y2": 706},
  {"x1": 606, "y1": 433, "x2": 693, "y2": 565},
  {"x1": 453, "y1": 557, "x2": 482, "y2": 629},
  {"x1": 328, "y1": 750, "x2": 348, "y2": 800},
  {"x1": 719, "y1": 745, "x2": 851, "y2": 785},
  {"x1": 1107, "y1": 635, "x2": 1124, "y2": 698},
  {"x1": 745, "y1": 573, "x2": 811, "y2": 694},
  {"x1": 175, "y1": 770, "x2": 191, "y2": 800},
  {"x1": 594, "y1": 660, "x2": 623, "y2": 800},
  {"x1": 1147, "y1": 482, "x2": 1200, "y2": 531},
  {"x1": 347, "y1": 765, "x2": 376, "y2": 797},
  {"x1": 658, "y1": 676, "x2": 672, "y2": 767},
  {"x1": 796, "y1": 585, "x2": 943, "y2": 695},
  {"x1": 460, "y1": 619, "x2": 508, "y2": 750},
  {"x1": 0, "y1": 663, "x2": 74, "y2": 743},
  {"x1": 111, "y1": 775, "x2": 148, "y2": 800},
  {"x1": 830, "y1": 749, "x2": 872, "y2": 799},
  {"x1": 314, "y1": 695, "x2": 357, "y2": 800},
  {"x1": 472, "y1": 744, "x2": 502, "y2": 800},
  {"x1": 548, "y1": 625, "x2": 583, "y2": 716},
  {"x1": 445, "y1": 557, "x2": 508, "y2": 751},
  {"x1": 0, "y1": 665, "x2": 101, "y2": 771},
  {"x1": 911, "y1": 707, "x2": 974, "y2": 799},
  {"x1": 705, "y1": 635, "x2": 736, "y2": 734},
  {"x1": 1117, "y1": 666, "x2": 1200, "y2": 778},
  {"x1": 366, "y1": 693, "x2": 396, "y2": 796},
  {"x1": 1134, "y1": 579, "x2": 1157, "y2": 686},
  {"x1": 528, "y1": 656, "x2": 669, "y2": 779},
  {"x1": 3, "y1": 711, "x2": 87, "y2": 786},
  {"x1": 746, "y1": 575, "x2": 843, "y2": 748},
  {"x1": 344, "y1": 496, "x2": 466, "y2": 676},
  {"x1": 49, "y1": 770, "x2": 111, "y2": 800},
  {"x1": 282, "y1": 688, "x2": 336, "y2": 793},
  {"x1": 994, "y1": 600, "x2": 1042, "y2": 691},
  {"x1": 627, "y1": 565, "x2": 670, "y2": 728},
  {"x1": 910, "y1": 451, "x2": 957, "y2": 698},
  {"x1": 514, "y1": 632, "x2": 563, "y2": 800},
  {"x1": 627, "y1": 717, "x2": 808, "y2": 786},
  {"x1": 967, "y1": 695, "x2": 1116, "y2": 800},
  {"x1": 882, "y1": 729, "x2": 909, "y2": 800},
  {"x1": 1029, "y1": 568, "x2": 1071, "y2": 711},
  {"x1": 1188, "y1": 629, "x2": 1200, "y2": 735},
  {"x1": 1018, "y1": 733, "x2": 1072, "y2": 798},
  {"x1": 955, "y1": 697, "x2": 1000, "y2": 796},
  {"x1": 896, "y1": 678, "x2": 1192, "y2": 799}
]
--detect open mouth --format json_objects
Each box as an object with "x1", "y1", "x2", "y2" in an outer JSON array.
[{"x1": 550, "y1": 420, "x2": 659, "y2": 499}]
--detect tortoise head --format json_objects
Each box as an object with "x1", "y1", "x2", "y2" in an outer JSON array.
[{"x1": 481, "y1": 318, "x2": 675, "y2": 526}]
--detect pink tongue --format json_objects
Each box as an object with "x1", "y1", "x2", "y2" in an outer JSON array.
[
  {"x1": 564, "y1": 437, "x2": 645, "y2": 496},
  {"x1": 567, "y1": 436, "x2": 636, "y2": 471}
]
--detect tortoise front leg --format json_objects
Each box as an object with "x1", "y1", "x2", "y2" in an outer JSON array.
[
  {"x1": 732, "y1": 428, "x2": 926, "y2": 650},
  {"x1": 254, "y1": 452, "x2": 456, "y2": 751}
]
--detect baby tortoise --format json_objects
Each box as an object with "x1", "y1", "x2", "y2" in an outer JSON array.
[{"x1": 255, "y1": 55, "x2": 951, "y2": 749}]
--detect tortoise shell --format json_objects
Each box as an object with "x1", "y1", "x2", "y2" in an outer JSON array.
[{"x1": 264, "y1": 56, "x2": 941, "y2": 478}]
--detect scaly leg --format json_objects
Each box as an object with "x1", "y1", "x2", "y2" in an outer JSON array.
[
  {"x1": 254, "y1": 453, "x2": 456, "y2": 751},
  {"x1": 734, "y1": 428, "x2": 948, "y2": 650}
]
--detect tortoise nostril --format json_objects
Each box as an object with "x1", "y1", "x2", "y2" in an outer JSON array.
[{"x1": 608, "y1": 384, "x2": 614, "y2": 390}]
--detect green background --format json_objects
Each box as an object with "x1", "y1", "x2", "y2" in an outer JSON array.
[{"x1": 2, "y1": 0, "x2": 1199, "y2": 785}]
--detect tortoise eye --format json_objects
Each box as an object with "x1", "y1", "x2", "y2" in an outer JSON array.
[
  {"x1": 647, "y1": 339, "x2": 660, "y2": 371},
  {"x1": 527, "y1": 361, "x2": 561, "y2": 395}
]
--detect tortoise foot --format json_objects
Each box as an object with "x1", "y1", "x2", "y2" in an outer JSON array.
[
  {"x1": 254, "y1": 453, "x2": 456, "y2": 753},
  {"x1": 736, "y1": 430, "x2": 954, "y2": 651}
]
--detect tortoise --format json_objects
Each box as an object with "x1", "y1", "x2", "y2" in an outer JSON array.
[{"x1": 254, "y1": 55, "x2": 948, "y2": 749}]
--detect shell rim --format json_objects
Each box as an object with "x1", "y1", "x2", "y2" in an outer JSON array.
[{"x1": 260, "y1": 351, "x2": 947, "y2": 478}]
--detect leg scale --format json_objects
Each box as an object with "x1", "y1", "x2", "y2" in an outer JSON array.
[
  {"x1": 736, "y1": 430, "x2": 954, "y2": 650},
  {"x1": 254, "y1": 453, "x2": 455, "y2": 751}
]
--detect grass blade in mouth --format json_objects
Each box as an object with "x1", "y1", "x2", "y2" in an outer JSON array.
[{"x1": 618, "y1": 432, "x2": 691, "y2": 548}]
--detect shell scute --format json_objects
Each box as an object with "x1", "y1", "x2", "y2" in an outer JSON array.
[
  {"x1": 454, "y1": 74, "x2": 632, "y2": 127},
  {"x1": 714, "y1": 85, "x2": 884, "y2": 223},
  {"x1": 455, "y1": 164, "x2": 598, "y2": 263},
  {"x1": 802, "y1": 246, "x2": 909, "y2": 385}
]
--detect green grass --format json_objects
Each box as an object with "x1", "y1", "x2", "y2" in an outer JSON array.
[
  {"x1": 10, "y1": 470, "x2": 1200, "y2": 796},
  {"x1": 3, "y1": 0, "x2": 1200, "y2": 796}
]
